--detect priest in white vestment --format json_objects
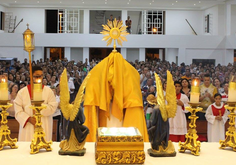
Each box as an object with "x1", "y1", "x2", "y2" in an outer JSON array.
[
  {"x1": 205, "y1": 93, "x2": 229, "y2": 142},
  {"x1": 14, "y1": 66, "x2": 58, "y2": 141}
]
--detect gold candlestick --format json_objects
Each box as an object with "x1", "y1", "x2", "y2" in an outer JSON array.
[
  {"x1": 0, "y1": 100, "x2": 18, "y2": 150},
  {"x1": 219, "y1": 102, "x2": 236, "y2": 151},
  {"x1": 30, "y1": 101, "x2": 52, "y2": 154},
  {"x1": 179, "y1": 102, "x2": 202, "y2": 156}
]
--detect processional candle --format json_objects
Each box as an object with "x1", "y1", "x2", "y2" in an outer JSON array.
[
  {"x1": 33, "y1": 79, "x2": 42, "y2": 101},
  {"x1": 228, "y1": 82, "x2": 236, "y2": 102},
  {"x1": 190, "y1": 79, "x2": 200, "y2": 103},
  {"x1": 0, "y1": 75, "x2": 8, "y2": 100}
]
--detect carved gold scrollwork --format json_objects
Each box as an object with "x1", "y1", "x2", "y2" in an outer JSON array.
[{"x1": 96, "y1": 151, "x2": 145, "y2": 164}]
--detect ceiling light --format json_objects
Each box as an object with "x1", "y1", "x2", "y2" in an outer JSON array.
[
  {"x1": 60, "y1": 1, "x2": 62, "y2": 3},
  {"x1": 150, "y1": 3, "x2": 151, "y2": 5},
  {"x1": 14, "y1": 1, "x2": 17, "y2": 3},
  {"x1": 37, "y1": 1, "x2": 39, "y2": 3},
  {"x1": 105, "y1": 2, "x2": 107, "y2": 4},
  {"x1": 176, "y1": 1, "x2": 178, "y2": 2},
  {"x1": 82, "y1": 1, "x2": 84, "y2": 3},
  {"x1": 194, "y1": 4, "x2": 196, "y2": 6},
  {"x1": 199, "y1": 1, "x2": 201, "y2": 3},
  {"x1": 172, "y1": 3, "x2": 174, "y2": 5},
  {"x1": 127, "y1": 2, "x2": 129, "y2": 4}
]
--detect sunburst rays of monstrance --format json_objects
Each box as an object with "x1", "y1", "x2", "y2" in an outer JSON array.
[{"x1": 100, "y1": 18, "x2": 129, "y2": 51}]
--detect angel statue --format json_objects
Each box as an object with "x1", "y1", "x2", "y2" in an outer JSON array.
[
  {"x1": 58, "y1": 68, "x2": 90, "y2": 156},
  {"x1": 147, "y1": 71, "x2": 177, "y2": 157}
]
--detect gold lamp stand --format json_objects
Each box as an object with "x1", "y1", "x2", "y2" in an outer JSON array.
[
  {"x1": 179, "y1": 103, "x2": 202, "y2": 156},
  {"x1": 219, "y1": 102, "x2": 236, "y2": 151},
  {"x1": 30, "y1": 101, "x2": 52, "y2": 154},
  {"x1": 0, "y1": 100, "x2": 18, "y2": 150}
]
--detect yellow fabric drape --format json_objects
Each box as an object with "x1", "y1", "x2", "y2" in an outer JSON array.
[{"x1": 84, "y1": 51, "x2": 148, "y2": 142}]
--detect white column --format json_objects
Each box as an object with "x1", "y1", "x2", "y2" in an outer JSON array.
[
  {"x1": 178, "y1": 48, "x2": 186, "y2": 65},
  {"x1": 225, "y1": 49, "x2": 234, "y2": 65},
  {"x1": 139, "y1": 48, "x2": 145, "y2": 61},
  {"x1": 143, "y1": 10, "x2": 147, "y2": 34},
  {"x1": 84, "y1": 9, "x2": 90, "y2": 34},
  {"x1": 121, "y1": 48, "x2": 127, "y2": 59},
  {"x1": 226, "y1": 3, "x2": 231, "y2": 35},
  {"x1": 32, "y1": 47, "x2": 44, "y2": 61},
  {"x1": 64, "y1": 47, "x2": 71, "y2": 61},
  {"x1": 166, "y1": 48, "x2": 178, "y2": 64},
  {"x1": 83, "y1": 47, "x2": 89, "y2": 63},
  {"x1": 122, "y1": 10, "x2": 128, "y2": 24},
  {"x1": 159, "y1": 49, "x2": 163, "y2": 61},
  {"x1": 46, "y1": 48, "x2": 50, "y2": 60}
]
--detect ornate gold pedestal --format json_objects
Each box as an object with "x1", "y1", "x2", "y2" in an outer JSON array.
[
  {"x1": 30, "y1": 101, "x2": 52, "y2": 154},
  {"x1": 96, "y1": 127, "x2": 145, "y2": 164},
  {"x1": 179, "y1": 103, "x2": 202, "y2": 156},
  {"x1": 219, "y1": 102, "x2": 236, "y2": 151},
  {"x1": 0, "y1": 100, "x2": 18, "y2": 150}
]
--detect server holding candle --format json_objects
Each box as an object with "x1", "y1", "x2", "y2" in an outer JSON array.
[
  {"x1": 14, "y1": 66, "x2": 58, "y2": 141},
  {"x1": 205, "y1": 93, "x2": 229, "y2": 142}
]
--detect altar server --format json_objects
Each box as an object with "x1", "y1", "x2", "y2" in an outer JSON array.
[
  {"x1": 14, "y1": 66, "x2": 58, "y2": 141},
  {"x1": 205, "y1": 93, "x2": 229, "y2": 142},
  {"x1": 169, "y1": 81, "x2": 189, "y2": 142}
]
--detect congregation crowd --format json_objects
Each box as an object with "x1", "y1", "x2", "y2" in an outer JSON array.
[{"x1": 0, "y1": 57, "x2": 235, "y2": 142}]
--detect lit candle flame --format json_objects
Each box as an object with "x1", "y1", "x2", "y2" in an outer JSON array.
[
  {"x1": 1, "y1": 78, "x2": 6, "y2": 83},
  {"x1": 37, "y1": 79, "x2": 41, "y2": 83},
  {"x1": 194, "y1": 80, "x2": 197, "y2": 86}
]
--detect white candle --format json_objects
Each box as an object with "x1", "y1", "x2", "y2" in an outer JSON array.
[
  {"x1": 0, "y1": 78, "x2": 8, "y2": 100},
  {"x1": 228, "y1": 82, "x2": 236, "y2": 102},
  {"x1": 190, "y1": 80, "x2": 200, "y2": 103},
  {"x1": 33, "y1": 79, "x2": 42, "y2": 101}
]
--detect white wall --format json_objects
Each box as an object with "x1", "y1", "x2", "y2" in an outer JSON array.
[
  {"x1": 166, "y1": 48, "x2": 178, "y2": 63},
  {"x1": 0, "y1": 46, "x2": 27, "y2": 62},
  {"x1": 218, "y1": 4, "x2": 225, "y2": 35},
  {"x1": 5, "y1": 8, "x2": 45, "y2": 33},
  {"x1": 185, "y1": 48, "x2": 232, "y2": 66},
  {"x1": 231, "y1": 5, "x2": 236, "y2": 35},
  {"x1": 32, "y1": 47, "x2": 44, "y2": 62},
  {"x1": 71, "y1": 48, "x2": 83, "y2": 62},
  {"x1": 128, "y1": 11, "x2": 141, "y2": 34},
  {"x1": 166, "y1": 10, "x2": 203, "y2": 35},
  {"x1": 127, "y1": 48, "x2": 139, "y2": 62},
  {"x1": 204, "y1": 5, "x2": 218, "y2": 35},
  {"x1": 0, "y1": 5, "x2": 5, "y2": 12}
]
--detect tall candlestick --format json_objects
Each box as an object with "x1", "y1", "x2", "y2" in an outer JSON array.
[
  {"x1": 33, "y1": 79, "x2": 42, "y2": 101},
  {"x1": 228, "y1": 82, "x2": 236, "y2": 102},
  {"x1": 190, "y1": 79, "x2": 200, "y2": 103},
  {"x1": 0, "y1": 77, "x2": 8, "y2": 100}
]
